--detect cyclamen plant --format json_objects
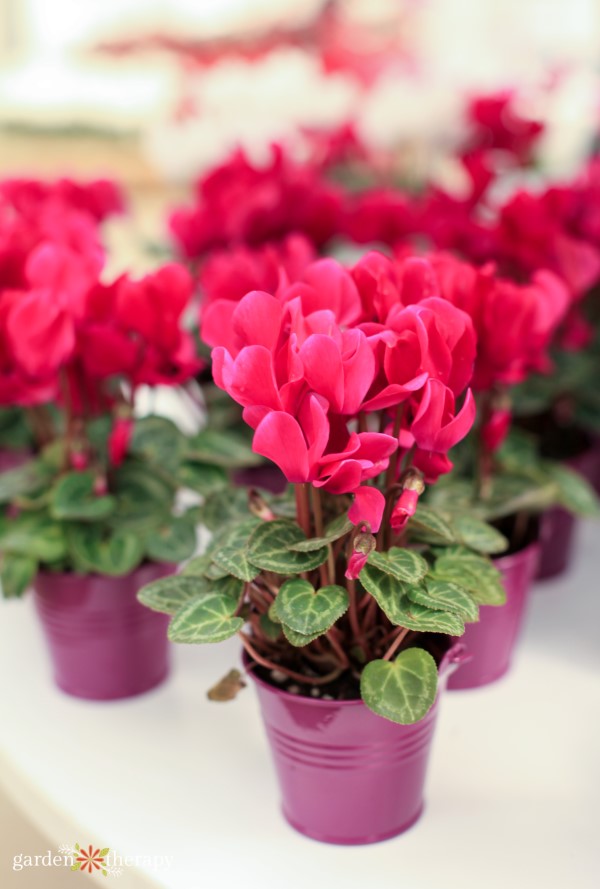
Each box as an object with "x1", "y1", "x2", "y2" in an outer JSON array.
[
  {"x1": 0, "y1": 179, "x2": 214, "y2": 596},
  {"x1": 139, "y1": 254, "x2": 510, "y2": 725}
]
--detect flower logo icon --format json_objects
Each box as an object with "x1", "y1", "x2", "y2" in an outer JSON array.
[{"x1": 71, "y1": 843, "x2": 110, "y2": 876}]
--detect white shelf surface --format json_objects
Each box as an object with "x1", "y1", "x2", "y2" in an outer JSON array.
[{"x1": 1, "y1": 522, "x2": 599, "y2": 889}]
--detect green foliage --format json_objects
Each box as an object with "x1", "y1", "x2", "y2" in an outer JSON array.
[
  {"x1": 0, "y1": 460, "x2": 54, "y2": 505},
  {"x1": 246, "y1": 520, "x2": 328, "y2": 574},
  {"x1": 452, "y1": 514, "x2": 508, "y2": 554},
  {"x1": 0, "y1": 552, "x2": 37, "y2": 598},
  {"x1": 211, "y1": 518, "x2": 261, "y2": 582},
  {"x1": 0, "y1": 413, "x2": 207, "y2": 584},
  {"x1": 168, "y1": 593, "x2": 244, "y2": 643},
  {"x1": 144, "y1": 514, "x2": 198, "y2": 563},
  {"x1": 0, "y1": 511, "x2": 66, "y2": 562},
  {"x1": 67, "y1": 524, "x2": 145, "y2": 576},
  {"x1": 50, "y1": 471, "x2": 116, "y2": 521},
  {"x1": 138, "y1": 574, "x2": 243, "y2": 615},
  {"x1": 431, "y1": 546, "x2": 506, "y2": 606},
  {"x1": 406, "y1": 578, "x2": 479, "y2": 622},
  {"x1": 275, "y1": 578, "x2": 349, "y2": 635},
  {"x1": 360, "y1": 648, "x2": 438, "y2": 724},
  {"x1": 186, "y1": 427, "x2": 262, "y2": 469},
  {"x1": 288, "y1": 513, "x2": 353, "y2": 551},
  {"x1": 359, "y1": 563, "x2": 465, "y2": 634},
  {"x1": 367, "y1": 547, "x2": 429, "y2": 583},
  {"x1": 130, "y1": 416, "x2": 186, "y2": 474}
]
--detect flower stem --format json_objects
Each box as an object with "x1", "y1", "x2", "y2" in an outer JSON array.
[
  {"x1": 295, "y1": 483, "x2": 312, "y2": 538},
  {"x1": 239, "y1": 633, "x2": 343, "y2": 686},
  {"x1": 310, "y1": 486, "x2": 332, "y2": 586},
  {"x1": 382, "y1": 627, "x2": 410, "y2": 661}
]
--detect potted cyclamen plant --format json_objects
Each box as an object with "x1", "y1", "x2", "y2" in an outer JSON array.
[
  {"x1": 138, "y1": 255, "x2": 509, "y2": 844},
  {"x1": 0, "y1": 200, "x2": 208, "y2": 699},
  {"x1": 492, "y1": 170, "x2": 600, "y2": 577},
  {"x1": 409, "y1": 250, "x2": 600, "y2": 687}
]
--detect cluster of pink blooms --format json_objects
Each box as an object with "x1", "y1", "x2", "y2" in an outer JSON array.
[
  {"x1": 0, "y1": 178, "x2": 199, "y2": 466},
  {"x1": 201, "y1": 247, "x2": 568, "y2": 546}
]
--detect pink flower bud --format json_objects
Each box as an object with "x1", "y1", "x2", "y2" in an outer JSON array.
[
  {"x1": 70, "y1": 450, "x2": 88, "y2": 471},
  {"x1": 108, "y1": 416, "x2": 133, "y2": 467},
  {"x1": 390, "y1": 488, "x2": 420, "y2": 533},
  {"x1": 481, "y1": 408, "x2": 511, "y2": 453},
  {"x1": 93, "y1": 475, "x2": 108, "y2": 496},
  {"x1": 345, "y1": 527, "x2": 376, "y2": 580}
]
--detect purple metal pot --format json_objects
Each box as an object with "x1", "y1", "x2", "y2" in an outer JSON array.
[
  {"x1": 537, "y1": 445, "x2": 600, "y2": 580},
  {"x1": 448, "y1": 539, "x2": 540, "y2": 691},
  {"x1": 246, "y1": 645, "x2": 463, "y2": 845},
  {"x1": 33, "y1": 563, "x2": 173, "y2": 701}
]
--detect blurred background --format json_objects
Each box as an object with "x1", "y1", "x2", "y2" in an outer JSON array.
[
  {"x1": 2, "y1": 0, "x2": 599, "y2": 272},
  {"x1": 1, "y1": 0, "x2": 599, "y2": 181}
]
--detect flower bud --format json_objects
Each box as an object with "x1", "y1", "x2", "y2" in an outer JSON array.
[
  {"x1": 481, "y1": 408, "x2": 511, "y2": 453},
  {"x1": 248, "y1": 489, "x2": 276, "y2": 521},
  {"x1": 391, "y1": 469, "x2": 425, "y2": 532},
  {"x1": 345, "y1": 526, "x2": 376, "y2": 580}
]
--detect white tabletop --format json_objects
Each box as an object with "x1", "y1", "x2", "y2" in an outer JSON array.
[{"x1": 1, "y1": 522, "x2": 599, "y2": 889}]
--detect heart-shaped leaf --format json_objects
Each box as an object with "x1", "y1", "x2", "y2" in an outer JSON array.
[
  {"x1": 113, "y1": 462, "x2": 176, "y2": 529},
  {"x1": 212, "y1": 518, "x2": 261, "y2": 582},
  {"x1": 360, "y1": 563, "x2": 464, "y2": 633},
  {"x1": 546, "y1": 462, "x2": 600, "y2": 518},
  {"x1": 433, "y1": 547, "x2": 506, "y2": 606},
  {"x1": 247, "y1": 520, "x2": 328, "y2": 574},
  {"x1": 360, "y1": 648, "x2": 438, "y2": 724},
  {"x1": 453, "y1": 514, "x2": 508, "y2": 554},
  {"x1": 139, "y1": 573, "x2": 243, "y2": 615},
  {"x1": 406, "y1": 578, "x2": 479, "y2": 622},
  {"x1": 67, "y1": 524, "x2": 144, "y2": 576},
  {"x1": 168, "y1": 594, "x2": 244, "y2": 643},
  {"x1": 281, "y1": 624, "x2": 323, "y2": 647},
  {"x1": 368, "y1": 548, "x2": 429, "y2": 583},
  {"x1": 408, "y1": 505, "x2": 456, "y2": 543},
  {"x1": 130, "y1": 416, "x2": 186, "y2": 474},
  {"x1": 50, "y1": 471, "x2": 117, "y2": 521},
  {"x1": 200, "y1": 488, "x2": 251, "y2": 532},
  {"x1": 288, "y1": 513, "x2": 353, "y2": 552},
  {"x1": 144, "y1": 513, "x2": 198, "y2": 563},
  {"x1": 275, "y1": 578, "x2": 348, "y2": 635},
  {"x1": 137, "y1": 576, "x2": 205, "y2": 614}
]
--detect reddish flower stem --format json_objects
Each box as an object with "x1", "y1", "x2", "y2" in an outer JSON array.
[
  {"x1": 382, "y1": 627, "x2": 410, "y2": 661},
  {"x1": 295, "y1": 483, "x2": 312, "y2": 538},
  {"x1": 239, "y1": 633, "x2": 343, "y2": 686}
]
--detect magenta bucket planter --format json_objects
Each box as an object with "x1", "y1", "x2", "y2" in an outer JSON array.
[
  {"x1": 247, "y1": 646, "x2": 462, "y2": 845},
  {"x1": 33, "y1": 563, "x2": 173, "y2": 700},
  {"x1": 448, "y1": 541, "x2": 539, "y2": 691},
  {"x1": 537, "y1": 446, "x2": 600, "y2": 580}
]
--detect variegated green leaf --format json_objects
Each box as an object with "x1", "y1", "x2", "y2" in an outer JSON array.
[
  {"x1": 247, "y1": 520, "x2": 328, "y2": 574},
  {"x1": 288, "y1": 513, "x2": 353, "y2": 552},
  {"x1": 275, "y1": 578, "x2": 348, "y2": 635},
  {"x1": 405, "y1": 578, "x2": 478, "y2": 622},
  {"x1": 360, "y1": 648, "x2": 438, "y2": 724},
  {"x1": 168, "y1": 593, "x2": 244, "y2": 643}
]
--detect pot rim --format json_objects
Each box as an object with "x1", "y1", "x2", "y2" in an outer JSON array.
[
  {"x1": 242, "y1": 641, "x2": 464, "y2": 709},
  {"x1": 35, "y1": 561, "x2": 176, "y2": 584}
]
